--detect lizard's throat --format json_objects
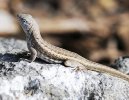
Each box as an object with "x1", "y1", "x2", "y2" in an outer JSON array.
[{"x1": 25, "y1": 31, "x2": 32, "y2": 41}]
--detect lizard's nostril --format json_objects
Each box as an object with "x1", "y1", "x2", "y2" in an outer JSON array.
[
  {"x1": 17, "y1": 14, "x2": 20, "y2": 18},
  {"x1": 17, "y1": 14, "x2": 23, "y2": 19}
]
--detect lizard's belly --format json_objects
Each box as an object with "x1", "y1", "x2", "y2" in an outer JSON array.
[{"x1": 37, "y1": 51, "x2": 63, "y2": 63}]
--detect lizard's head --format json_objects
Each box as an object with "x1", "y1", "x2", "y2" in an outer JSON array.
[{"x1": 17, "y1": 13, "x2": 39, "y2": 36}]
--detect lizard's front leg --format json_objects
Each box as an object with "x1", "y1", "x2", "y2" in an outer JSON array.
[
  {"x1": 28, "y1": 47, "x2": 37, "y2": 63},
  {"x1": 64, "y1": 59, "x2": 86, "y2": 71},
  {"x1": 19, "y1": 47, "x2": 37, "y2": 63}
]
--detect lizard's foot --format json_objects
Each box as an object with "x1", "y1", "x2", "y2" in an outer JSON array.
[
  {"x1": 19, "y1": 58, "x2": 32, "y2": 63},
  {"x1": 71, "y1": 66, "x2": 86, "y2": 72}
]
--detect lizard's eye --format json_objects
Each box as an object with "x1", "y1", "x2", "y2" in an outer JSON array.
[{"x1": 23, "y1": 20, "x2": 26, "y2": 23}]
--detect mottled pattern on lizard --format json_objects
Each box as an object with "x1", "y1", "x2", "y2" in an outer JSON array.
[{"x1": 17, "y1": 13, "x2": 129, "y2": 82}]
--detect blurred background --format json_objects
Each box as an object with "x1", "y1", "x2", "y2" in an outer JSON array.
[{"x1": 0, "y1": 0, "x2": 129, "y2": 65}]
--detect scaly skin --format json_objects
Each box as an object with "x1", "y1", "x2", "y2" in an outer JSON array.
[{"x1": 17, "y1": 13, "x2": 129, "y2": 82}]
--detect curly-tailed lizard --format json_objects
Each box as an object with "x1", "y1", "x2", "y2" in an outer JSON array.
[{"x1": 17, "y1": 13, "x2": 129, "y2": 82}]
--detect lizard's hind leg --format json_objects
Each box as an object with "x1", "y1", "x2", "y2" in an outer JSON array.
[{"x1": 64, "y1": 60, "x2": 86, "y2": 72}]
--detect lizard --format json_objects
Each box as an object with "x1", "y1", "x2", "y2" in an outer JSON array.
[{"x1": 17, "y1": 13, "x2": 129, "y2": 82}]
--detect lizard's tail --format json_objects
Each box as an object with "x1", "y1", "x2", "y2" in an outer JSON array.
[{"x1": 81, "y1": 60, "x2": 129, "y2": 82}]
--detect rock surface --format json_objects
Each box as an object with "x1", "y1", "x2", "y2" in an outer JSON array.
[{"x1": 0, "y1": 38, "x2": 129, "y2": 100}]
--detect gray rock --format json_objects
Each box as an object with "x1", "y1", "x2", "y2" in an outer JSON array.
[
  {"x1": 0, "y1": 38, "x2": 129, "y2": 100},
  {"x1": 112, "y1": 56, "x2": 129, "y2": 74}
]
